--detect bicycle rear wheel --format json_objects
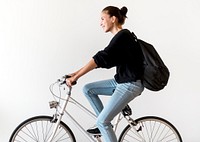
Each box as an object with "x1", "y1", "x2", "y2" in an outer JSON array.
[
  {"x1": 9, "y1": 115, "x2": 76, "y2": 142},
  {"x1": 118, "y1": 116, "x2": 182, "y2": 142}
]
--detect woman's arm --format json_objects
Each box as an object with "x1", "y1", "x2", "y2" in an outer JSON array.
[{"x1": 66, "y1": 58, "x2": 97, "y2": 86}]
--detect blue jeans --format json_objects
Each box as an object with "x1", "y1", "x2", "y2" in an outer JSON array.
[{"x1": 83, "y1": 79, "x2": 144, "y2": 142}]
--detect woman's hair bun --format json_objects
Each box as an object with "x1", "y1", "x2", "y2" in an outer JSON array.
[{"x1": 120, "y1": 6, "x2": 128, "y2": 17}]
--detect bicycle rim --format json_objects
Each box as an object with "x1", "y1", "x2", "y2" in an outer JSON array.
[
  {"x1": 118, "y1": 116, "x2": 182, "y2": 142},
  {"x1": 9, "y1": 115, "x2": 76, "y2": 142}
]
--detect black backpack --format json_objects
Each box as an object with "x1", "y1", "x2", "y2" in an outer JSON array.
[{"x1": 132, "y1": 32, "x2": 170, "y2": 91}]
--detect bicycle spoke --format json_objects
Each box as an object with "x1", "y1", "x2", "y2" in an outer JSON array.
[
  {"x1": 119, "y1": 116, "x2": 182, "y2": 142},
  {"x1": 141, "y1": 120, "x2": 177, "y2": 141},
  {"x1": 9, "y1": 116, "x2": 76, "y2": 142}
]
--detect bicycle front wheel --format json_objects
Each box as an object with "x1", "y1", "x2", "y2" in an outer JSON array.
[
  {"x1": 9, "y1": 115, "x2": 76, "y2": 142},
  {"x1": 118, "y1": 116, "x2": 182, "y2": 142}
]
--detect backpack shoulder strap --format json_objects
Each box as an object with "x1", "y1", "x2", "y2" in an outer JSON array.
[{"x1": 131, "y1": 32, "x2": 137, "y2": 40}]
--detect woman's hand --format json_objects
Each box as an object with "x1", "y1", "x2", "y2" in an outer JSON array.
[{"x1": 65, "y1": 75, "x2": 77, "y2": 87}]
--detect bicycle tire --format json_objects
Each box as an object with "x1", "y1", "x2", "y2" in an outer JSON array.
[
  {"x1": 118, "y1": 116, "x2": 182, "y2": 142},
  {"x1": 9, "y1": 115, "x2": 76, "y2": 142}
]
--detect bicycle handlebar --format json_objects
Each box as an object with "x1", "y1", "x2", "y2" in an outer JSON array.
[
  {"x1": 59, "y1": 75, "x2": 77, "y2": 86},
  {"x1": 49, "y1": 75, "x2": 76, "y2": 100}
]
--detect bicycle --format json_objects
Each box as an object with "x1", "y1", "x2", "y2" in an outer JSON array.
[{"x1": 9, "y1": 75, "x2": 182, "y2": 142}]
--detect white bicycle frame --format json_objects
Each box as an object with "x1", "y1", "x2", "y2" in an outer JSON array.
[{"x1": 48, "y1": 83, "x2": 143, "y2": 142}]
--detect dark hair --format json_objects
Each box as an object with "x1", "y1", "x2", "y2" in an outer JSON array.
[{"x1": 102, "y1": 6, "x2": 128, "y2": 25}]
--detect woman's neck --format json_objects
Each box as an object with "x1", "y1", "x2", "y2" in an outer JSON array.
[{"x1": 111, "y1": 26, "x2": 123, "y2": 35}]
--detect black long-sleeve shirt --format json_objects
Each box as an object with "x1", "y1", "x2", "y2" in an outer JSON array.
[{"x1": 93, "y1": 29, "x2": 144, "y2": 83}]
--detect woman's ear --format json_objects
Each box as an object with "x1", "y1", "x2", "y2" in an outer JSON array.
[{"x1": 111, "y1": 16, "x2": 117, "y2": 23}]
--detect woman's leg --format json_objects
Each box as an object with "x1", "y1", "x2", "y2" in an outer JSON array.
[
  {"x1": 97, "y1": 80, "x2": 144, "y2": 142},
  {"x1": 82, "y1": 79, "x2": 117, "y2": 115}
]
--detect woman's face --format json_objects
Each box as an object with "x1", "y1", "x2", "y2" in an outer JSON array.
[{"x1": 100, "y1": 11, "x2": 115, "y2": 33}]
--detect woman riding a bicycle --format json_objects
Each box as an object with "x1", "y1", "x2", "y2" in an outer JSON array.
[{"x1": 66, "y1": 6, "x2": 144, "y2": 142}]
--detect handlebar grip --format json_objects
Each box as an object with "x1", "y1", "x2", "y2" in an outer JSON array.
[
  {"x1": 62, "y1": 75, "x2": 77, "y2": 85},
  {"x1": 64, "y1": 75, "x2": 72, "y2": 79}
]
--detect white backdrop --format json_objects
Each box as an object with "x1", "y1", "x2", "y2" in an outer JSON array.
[{"x1": 0, "y1": 0, "x2": 200, "y2": 141}]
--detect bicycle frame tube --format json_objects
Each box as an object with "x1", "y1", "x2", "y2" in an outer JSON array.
[
  {"x1": 64, "y1": 96, "x2": 98, "y2": 142},
  {"x1": 68, "y1": 96, "x2": 124, "y2": 133},
  {"x1": 65, "y1": 111, "x2": 97, "y2": 142},
  {"x1": 48, "y1": 84, "x2": 128, "y2": 142},
  {"x1": 64, "y1": 99, "x2": 123, "y2": 142},
  {"x1": 48, "y1": 86, "x2": 98, "y2": 142},
  {"x1": 69, "y1": 97, "x2": 97, "y2": 119}
]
